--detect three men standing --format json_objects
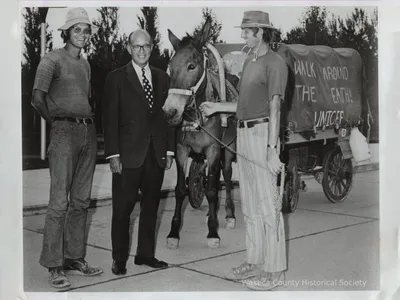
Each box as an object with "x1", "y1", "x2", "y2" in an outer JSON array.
[{"x1": 32, "y1": 7, "x2": 286, "y2": 292}]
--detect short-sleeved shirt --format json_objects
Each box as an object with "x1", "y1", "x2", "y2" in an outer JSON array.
[
  {"x1": 236, "y1": 51, "x2": 288, "y2": 120},
  {"x1": 33, "y1": 48, "x2": 93, "y2": 118}
]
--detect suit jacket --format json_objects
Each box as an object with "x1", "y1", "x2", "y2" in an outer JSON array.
[{"x1": 102, "y1": 62, "x2": 175, "y2": 169}]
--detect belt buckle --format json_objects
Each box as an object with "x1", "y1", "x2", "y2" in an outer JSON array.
[{"x1": 238, "y1": 120, "x2": 244, "y2": 128}]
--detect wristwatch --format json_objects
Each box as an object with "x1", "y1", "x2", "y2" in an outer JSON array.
[{"x1": 268, "y1": 144, "x2": 277, "y2": 149}]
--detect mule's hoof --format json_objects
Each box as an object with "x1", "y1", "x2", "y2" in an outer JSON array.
[
  {"x1": 166, "y1": 238, "x2": 179, "y2": 250},
  {"x1": 226, "y1": 218, "x2": 236, "y2": 229},
  {"x1": 207, "y1": 238, "x2": 220, "y2": 249}
]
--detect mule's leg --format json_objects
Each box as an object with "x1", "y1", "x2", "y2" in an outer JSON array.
[
  {"x1": 222, "y1": 148, "x2": 236, "y2": 229},
  {"x1": 205, "y1": 144, "x2": 221, "y2": 248},
  {"x1": 166, "y1": 144, "x2": 190, "y2": 250}
]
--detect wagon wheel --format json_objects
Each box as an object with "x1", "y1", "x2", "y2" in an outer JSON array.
[
  {"x1": 188, "y1": 160, "x2": 207, "y2": 209},
  {"x1": 322, "y1": 146, "x2": 353, "y2": 203},
  {"x1": 282, "y1": 160, "x2": 300, "y2": 213}
]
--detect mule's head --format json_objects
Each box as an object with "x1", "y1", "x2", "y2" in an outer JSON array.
[{"x1": 162, "y1": 17, "x2": 212, "y2": 126}]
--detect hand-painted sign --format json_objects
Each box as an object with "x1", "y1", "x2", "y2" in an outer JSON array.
[{"x1": 277, "y1": 44, "x2": 363, "y2": 133}]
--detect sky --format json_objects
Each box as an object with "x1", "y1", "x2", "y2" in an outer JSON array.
[{"x1": 35, "y1": 4, "x2": 377, "y2": 52}]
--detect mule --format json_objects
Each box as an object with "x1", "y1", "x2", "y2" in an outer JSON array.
[{"x1": 162, "y1": 18, "x2": 237, "y2": 249}]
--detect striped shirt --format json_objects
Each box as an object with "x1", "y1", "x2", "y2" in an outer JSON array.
[{"x1": 33, "y1": 48, "x2": 93, "y2": 118}]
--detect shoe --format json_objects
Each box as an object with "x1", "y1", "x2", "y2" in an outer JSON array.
[
  {"x1": 63, "y1": 258, "x2": 103, "y2": 276},
  {"x1": 48, "y1": 267, "x2": 71, "y2": 289},
  {"x1": 111, "y1": 260, "x2": 127, "y2": 275},
  {"x1": 242, "y1": 271, "x2": 285, "y2": 291},
  {"x1": 225, "y1": 262, "x2": 261, "y2": 280},
  {"x1": 134, "y1": 256, "x2": 168, "y2": 268}
]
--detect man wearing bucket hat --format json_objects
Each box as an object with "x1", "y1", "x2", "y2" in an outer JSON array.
[
  {"x1": 200, "y1": 10, "x2": 288, "y2": 291},
  {"x1": 31, "y1": 7, "x2": 103, "y2": 289}
]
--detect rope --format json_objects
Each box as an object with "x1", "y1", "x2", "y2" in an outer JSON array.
[{"x1": 182, "y1": 112, "x2": 285, "y2": 241}]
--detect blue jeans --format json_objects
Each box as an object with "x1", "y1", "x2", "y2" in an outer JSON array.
[{"x1": 39, "y1": 120, "x2": 97, "y2": 268}]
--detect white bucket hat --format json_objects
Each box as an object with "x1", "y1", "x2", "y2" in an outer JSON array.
[{"x1": 58, "y1": 7, "x2": 98, "y2": 34}]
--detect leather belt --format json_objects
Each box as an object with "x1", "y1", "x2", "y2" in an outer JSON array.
[
  {"x1": 53, "y1": 117, "x2": 95, "y2": 125},
  {"x1": 238, "y1": 117, "x2": 269, "y2": 128}
]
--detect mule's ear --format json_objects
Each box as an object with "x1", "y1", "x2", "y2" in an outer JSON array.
[
  {"x1": 195, "y1": 16, "x2": 213, "y2": 48},
  {"x1": 168, "y1": 29, "x2": 181, "y2": 51}
]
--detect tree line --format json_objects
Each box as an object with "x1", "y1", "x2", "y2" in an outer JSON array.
[{"x1": 21, "y1": 6, "x2": 378, "y2": 143}]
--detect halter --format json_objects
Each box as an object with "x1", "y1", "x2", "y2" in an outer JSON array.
[{"x1": 167, "y1": 51, "x2": 209, "y2": 126}]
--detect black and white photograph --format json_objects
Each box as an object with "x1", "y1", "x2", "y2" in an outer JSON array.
[{"x1": 9, "y1": 1, "x2": 386, "y2": 298}]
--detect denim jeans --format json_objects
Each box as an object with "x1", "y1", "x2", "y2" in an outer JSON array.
[{"x1": 39, "y1": 120, "x2": 97, "y2": 268}]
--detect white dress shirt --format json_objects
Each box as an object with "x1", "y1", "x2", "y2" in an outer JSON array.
[
  {"x1": 106, "y1": 61, "x2": 174, "y2": 160},
  {"x1": 132, "y1": 60, "x2": 153, "y2": 89}
]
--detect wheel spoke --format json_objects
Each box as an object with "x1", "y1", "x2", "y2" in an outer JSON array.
[
  {"x1": 332, "y1": 154, "x2": 338, "y2": 166},
  {"x1": 330, "y1": 161, "x2": 336, "y2": 172},
  {"x1": 329, "y1": 177, "x2": 335, "y2": 188},
  {"x1": 335, "y1": 154, "x2": 342, "y2": 168},
  {"x1": 329, "y1": 179, "x2": 336, "y2": 194},
  {"x1": 331, "y1": 158, "x2": 337, "y2": 171},
  {"x1": 339, "y1": 159, "x2": 345, "y2": 171},
  {"x1": 339, "y1": 179, "x2": 347, "y2": 192},
  {"x1": 333, "y1": 180, "x2": 338, "y2": 196},
  {"x1": 337, "y1": 180, "x2": 343, "y2": 195}
]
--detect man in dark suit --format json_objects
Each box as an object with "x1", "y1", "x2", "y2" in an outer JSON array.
[{"x1": 102, "y1": 29, "x2": 175, "y2": 275}]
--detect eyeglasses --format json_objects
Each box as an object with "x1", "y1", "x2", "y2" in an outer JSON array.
[
  {"x1": 131, "y1": 44, "x2": 152, "y2": 52},
  {"x1": 72, "y1": 26, "x2": 92, "y2": 36}
]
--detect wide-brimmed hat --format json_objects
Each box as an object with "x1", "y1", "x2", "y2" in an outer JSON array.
[
  {"x1": 235, "y1": 11, "x2": 276, "y2": 29},
  {"x1": 58, "y1": 7, "x2": 98, "y2": 34}
]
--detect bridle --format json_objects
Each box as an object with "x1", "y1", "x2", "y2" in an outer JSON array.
[{"x1": 167, "y1": 50, "x2": 209, "y2": 126}]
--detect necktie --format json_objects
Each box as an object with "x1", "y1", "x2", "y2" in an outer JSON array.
[{"x1": 142, "y1": 67, "x2": 154, "y2": 110}]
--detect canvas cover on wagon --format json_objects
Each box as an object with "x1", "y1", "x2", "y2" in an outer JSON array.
[
  {"x1": 276, "y1": 44, "x2": 363, "y2": 136},
  {"x1": 215, "y1": 43, "x2": 364, "y2": 138}
]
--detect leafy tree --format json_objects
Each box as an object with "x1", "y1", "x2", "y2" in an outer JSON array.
[
  {"x1": 283, "y1": 6, "x2": 331, "y2": 45},
  {"x1": 336, "y1": 8, "x2": 378, "y2": 79},
  {"x1": 138, "y1": 7, "x2": 161, "y2": 57},
  {"x1": 21, "y1": 7, "x2": 53, "y2": 140},
  {"x1": 192, "y1": 8, "x2": 223, "y2": 44},
  {"x1": 274, "y1": 27, "x2": 283, "y2": 43},
  {"x1": 162, "y1": 48, "x2": 171, "y2": 63},
  {"x1": 21, "y1": 7, "x2": 53, "y2": 95},
  {"x1": 137, "y1": 7, "x2": 169, "y2": 70},
  {"x1": 336, "y1": 8, "x2": 378, "y2": 141},
  {"x1": 87, "y1": 7, "x2": 130, "y2": 133}
]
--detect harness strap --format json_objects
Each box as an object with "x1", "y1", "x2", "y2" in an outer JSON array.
[
  {"x1": 168, "y1": 89, "x2": 193, "y2": 96},
  {"x1": 168, "y1": 53, "x2": 208, "y2": 97},
  {"x1": 191, "y1": 56, "x2": 208, "y2": 93}
]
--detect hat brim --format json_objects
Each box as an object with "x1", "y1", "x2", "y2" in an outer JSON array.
[
  {"x1": 235, "y1": 23, "x2": 276, "y2": 29},
  {"x1": 58, "y1": 19, "x2": 98, "y2": 34}
]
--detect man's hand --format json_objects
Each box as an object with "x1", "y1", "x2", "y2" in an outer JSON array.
[
  {"x1": 110, "y1": 157, "x2": 122, "y2": 174},
  {"x1": 267, "y1": 148, "x2": 283, "y2": 175},
  {"x1": 199, "y1": 102, "x2": 218, "y2": 117},
  {"x1": 165, "y1": 155, "x2": 174, "y2": 170}
]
